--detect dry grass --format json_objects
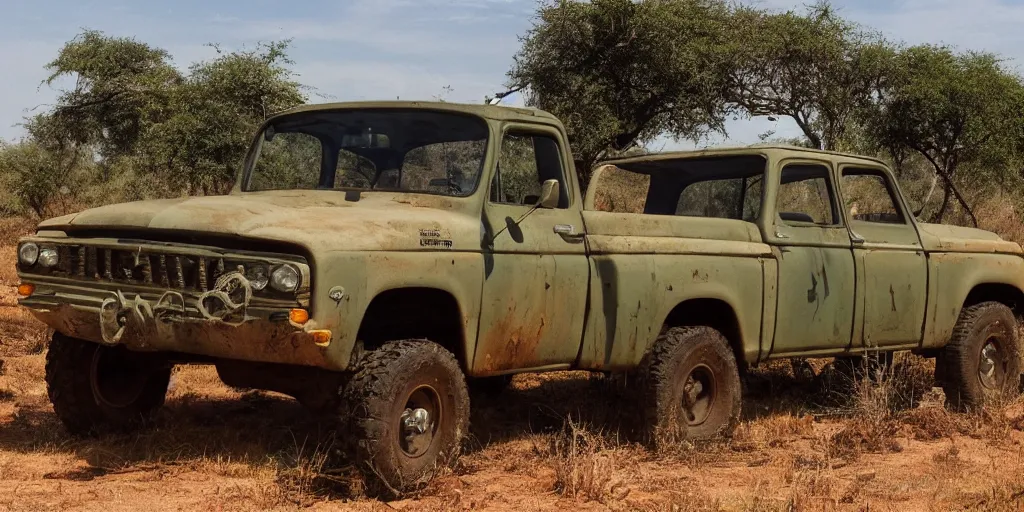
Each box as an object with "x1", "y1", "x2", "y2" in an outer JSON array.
[{"x1": 2, "y1": 350, "x2": 1024, "y2": 510}]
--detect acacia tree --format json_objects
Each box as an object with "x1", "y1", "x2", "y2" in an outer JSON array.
[
  {"x1": 39, "y1": 31, "x2": 305, "y2": 195},
  {"x1": 866, "y1": 45, "x2": 1024, "y2": 224},
  {"x1": 729, "y1": 2, "x2": 896, "y2": 151},
  {"x1": 0, "y1": 115, "x2": 91, "y2": 217},
  {"x1": 44, "y1": 30, "x2": 182, "y2": 161},
  {"x1": 146, "y1": 42, "x2": 305, "y2": 194},
  {"x1": 507, "y1": 0, "x2": 737, "y2": 184}
]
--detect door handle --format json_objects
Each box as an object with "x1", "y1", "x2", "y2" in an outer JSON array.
[
  {"x1": 850, "y1": 232, "x2": 866, "y2": 245},
  {"x1": 554, "y1": 224, "x2": 584, "y2": 239},
  {"x1": 775, "y1": 231, "x2": 790, "y2": 239}
]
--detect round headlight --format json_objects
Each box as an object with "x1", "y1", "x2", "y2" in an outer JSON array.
[
  {"x1": 270, "y1": 264, "x2": 300, "y2": 292},
  {"x1": 18, "y1": 243, "x2": 39, "y2": 266},
  {"x1": 38, "y1": 246, "x2": 59, "y2": 268},
  {"x1": 246, "y1": 265, "x2": 270, "y2": 291}
]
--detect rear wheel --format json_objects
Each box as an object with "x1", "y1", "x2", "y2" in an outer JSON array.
[
  {"x1": 940, "y1": 302, "x2": 1021, "y2": 411},
  {"x1": 46, "y1": 333, "x2": 171, "y2": 435},
  {"x1": 639, "y1": 327, "x2": 741, "y2": 446},
  {"x1": 341, "y1": 340, "x2": 469, "y2": 496}
]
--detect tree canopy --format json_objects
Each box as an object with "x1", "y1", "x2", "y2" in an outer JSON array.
[
  {"x1": 865, "y1": 46, "x2": 1024, "y2": 223},
  {"x1": 508, "y1": 0, "x2": 737, "y2": 183},
  {"x1": 0, "y1": 31, "x2": 305, "y2": 216},
  {"x1": 728, "y1": 3, "x2": 895, "y2": 151}
]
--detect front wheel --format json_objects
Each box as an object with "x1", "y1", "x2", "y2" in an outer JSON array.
[
  {"x1": 639, "y1": 326, "x2": 741, "y2": 446},
  {"x1": 341, "y1": 340, "x2": 469, "y2": 495},
  {"x1": 940, "y1": 302, "x2": 1021, "y2": 411},
  {"x1": 46, "y1": 333, "x2": 172, "y2": 435}
]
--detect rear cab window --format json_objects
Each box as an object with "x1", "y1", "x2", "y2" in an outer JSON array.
[{"x1": 587, "y1": 155, "x2": 766, "y2": 223}]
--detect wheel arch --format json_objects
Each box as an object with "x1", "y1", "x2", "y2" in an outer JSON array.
[
  {"x1": 661, "y1": 297, "x2": 747, "y2": 372},
  {"x1": 356, "y1": 286, "x2": 471, "y2": 370},
  {"x1": 963, "y1": 282, "x2": 1024, "y2": 316}
]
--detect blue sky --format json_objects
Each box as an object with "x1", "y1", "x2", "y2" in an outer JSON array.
[{"x1": 2, "y1": 0, "x2": 1024, "y2": 149}]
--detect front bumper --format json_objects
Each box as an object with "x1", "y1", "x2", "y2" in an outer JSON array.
[{"x1": 19, "y1": 279, "x2": 334, "y2": 369}]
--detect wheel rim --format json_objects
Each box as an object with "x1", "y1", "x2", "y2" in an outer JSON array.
[
  {"x1": 979, "y1": 338, "x2": 1007, "y2": 390},
  {"x1": 89, "y1": 347, "x2": 150, "y2": 409},
  {"x1": 682, "y1": 365, "x2": 717, "y2": 426},
  {"x1": 398, "y1": 385, "x2": 442, "y2": 458}
]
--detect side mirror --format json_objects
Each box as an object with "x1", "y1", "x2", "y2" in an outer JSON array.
[{"x1": 538, "y1": 179, "x2": 560, "y2": 209}]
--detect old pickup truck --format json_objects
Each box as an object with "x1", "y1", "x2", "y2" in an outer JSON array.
[{"x1": 15, "y1": 101, "x2": 1024, "y2": 493}]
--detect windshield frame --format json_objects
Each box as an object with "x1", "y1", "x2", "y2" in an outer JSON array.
[{"x1": 239, "y1": 107, "x2": 493, "y2": 198}]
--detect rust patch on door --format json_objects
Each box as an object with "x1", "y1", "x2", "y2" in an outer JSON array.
[{"x1": 480, "y1": 303, "x2": 546, "y2": 372}]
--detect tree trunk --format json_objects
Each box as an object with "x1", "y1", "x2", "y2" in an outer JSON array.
[{"x1": 933, "y1": 181, "x2": 951, "y2": 223}]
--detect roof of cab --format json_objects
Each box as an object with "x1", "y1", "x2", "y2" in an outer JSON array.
[
  {"x1": 600, "y1": 145, "x2": 889, "y2": 169},
  {"x1": 269, "y1": 100, "x2": 562, "y2": 124}
]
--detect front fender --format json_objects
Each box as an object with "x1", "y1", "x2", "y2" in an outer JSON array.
[{"x1": 310, "y1": 251, "x2": 484, "y2": 369}]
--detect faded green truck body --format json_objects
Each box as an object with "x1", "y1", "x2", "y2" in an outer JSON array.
[{"x1": 16, "y1": 101, "x2": 1024, "y2": 380}]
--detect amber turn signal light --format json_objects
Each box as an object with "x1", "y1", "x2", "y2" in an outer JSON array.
[
  {"x1": 310, "y1": 330, "x2": 332, "y2": 347},
  {"x1": 289, "y1": 309, "x2": 310, "y2": 325},
  {"x1": 16, "y1": 283, "x2": 34, "y2": 297}
]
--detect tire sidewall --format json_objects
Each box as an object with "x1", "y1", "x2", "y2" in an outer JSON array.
[
  {"x1": 961, "y1": 306, "x2": 1020, "y2": 401},
  {"x1": 47, "y1": 334, "x2": 171, "y2": 435},
  {"x1": 377, "y1": 358, "x2": 464, "y2": 485},
  {"x1": 345, "y1": 341, "x2": 469, "y2": 494},
  {"x1": 644, "y1": 327, "x2": 741, "y2": 444}
]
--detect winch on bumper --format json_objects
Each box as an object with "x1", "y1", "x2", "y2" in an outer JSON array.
[{"x1": 16, "y1": 237, "x2": 334, "y2": 369}]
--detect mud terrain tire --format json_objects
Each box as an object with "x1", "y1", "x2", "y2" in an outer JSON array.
[
  {"x1": 341, "y1": 340, "x2": 469, "y2": 495},
  {"x1": 940, "y1": 302, "x2": 1021, "y2": 411},
  {"x1": 640, "y1": 326, "x2": 741, "y2": 446},
  {"x1": 46, "y1": 333, "x2": 171, "y2": 435}
]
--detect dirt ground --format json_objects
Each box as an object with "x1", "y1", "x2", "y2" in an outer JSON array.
[{"x1": 3, "y1": 240, "x2": 1024, "y2": 511}]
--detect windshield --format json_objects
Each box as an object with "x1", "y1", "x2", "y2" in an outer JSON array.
[{"x1": 245, "y1": 109, "x2": 489, "y2": 197}]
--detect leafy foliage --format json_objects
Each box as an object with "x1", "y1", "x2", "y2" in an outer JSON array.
[
  {"x1": 509, "y1": 0, "x2": 737, "y2": 183},
  {"x1": 729, "y1": 2, "x2": 896, "y2": 151},
  {"x1": 865, "y1": 46, "x2": 1024, "y2": 223},
  {"x1": 45, "y1": 30, "x2": 182, "y2": 159},
  {"x1": 146, "y1": 41, "x2": 305, "y2": 194},
  {"x1": 5, "y1": 31, "x2": 307, "y2": 209}
]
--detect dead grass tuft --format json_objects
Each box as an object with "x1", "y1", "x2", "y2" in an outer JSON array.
[
  {"x1": 950, "y1": 475, "x2": 1024, "y2": 511},
  {"x1": 274, "y1": 436, "x2": 359, "y2": 505},
  {"x1": 550, "y1": 418, "x2": 630, "y2": 504},
  {"x1": 904, "y1": 406, "x2": 972, "y2": 440}
]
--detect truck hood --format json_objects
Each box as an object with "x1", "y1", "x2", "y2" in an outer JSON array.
[
  {"x1": 917, "y1": 222, "x2": 1022, "y2": 254},
  {"x1": 37, "y1": 191, "x2": 483, "y2": 253}
]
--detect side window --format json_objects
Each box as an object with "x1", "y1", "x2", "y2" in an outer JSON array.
[
  {"x1": 490, "y1": 132, "x2": 568, "y2": 208},
  {"x1": 841, "y1": 170, "x2": 904, "y2": 224},
  {"x1": 676, "y1": 176, "x2": 763, "y2": 222},
  {"x1": 777, "y1": 164, "x2": 837, "y2": 226}
]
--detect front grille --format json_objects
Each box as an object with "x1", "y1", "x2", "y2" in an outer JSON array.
[{"x1": 52, "y1": 245, "x2": 236, "y2": 292}]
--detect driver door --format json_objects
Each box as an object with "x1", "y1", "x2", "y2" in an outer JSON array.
[{"x1": 472, "y1": 126, "x2": 589, "y2": 375}]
